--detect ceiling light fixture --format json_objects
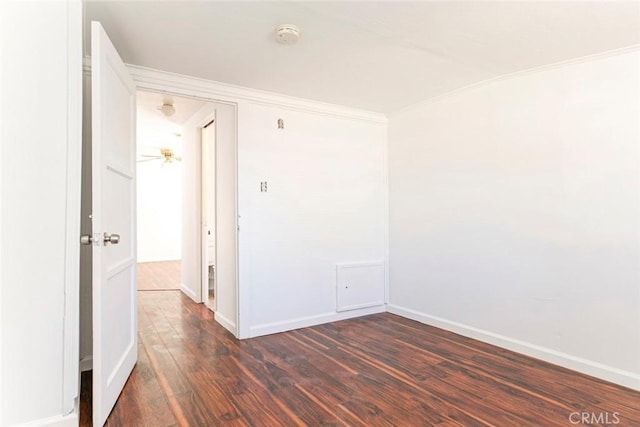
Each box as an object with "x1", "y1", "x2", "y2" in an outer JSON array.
[
  {"x1": 275, "y1": 24, "x2": 301, "y2": 45},
  {"x1": 158, "y1": 102, "x2": 175, "y2": 117}
]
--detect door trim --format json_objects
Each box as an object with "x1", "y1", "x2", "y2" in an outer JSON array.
[
  {"x1": 200, "y1": 114, "x2": 217, "y2": 312},
  {"x1": 62, "y1": 0, "x2": 83, "y2": 416}
]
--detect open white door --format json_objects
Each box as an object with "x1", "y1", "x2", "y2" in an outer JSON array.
[{"x1": 91, "y1": 21, "x2": 137, "y2": 426}]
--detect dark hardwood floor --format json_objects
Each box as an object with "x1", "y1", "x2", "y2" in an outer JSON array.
[
  {"x1": 137, "y1": 261, "x2": 182, "y2": 291},
  {"x1": 80, "y1": 291, "x2": 640, "y2": 426}
]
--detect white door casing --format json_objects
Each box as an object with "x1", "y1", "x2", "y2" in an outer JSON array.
[
  {"x1": 91, "y1": 21, "x2": 137, "y2": 426},
  {"x1": 201, "y1": 125, "x2": 209, "y2": 304},
  {"x1": 206, "y1": 123, "x2": 216, "y2": 268},
  {"x1": 212, "y1": 103, "x2": 238, "y2": 333},
  {"x1": 202, "y1": 121, "x2": 217, "y2": 310}
]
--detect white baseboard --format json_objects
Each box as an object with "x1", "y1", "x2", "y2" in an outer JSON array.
[
  {"x1": 387, "y1": 304, "x2": 640, "y2": 391},
  {"x1": 80, "y1": 356, "x2": 93, "y2": 372},
  {"x1": 250, "y1": 305, "x2": 386, "y2": 338},
  {"x1": 180, "y1": 282, "x2": 199, "y2": 303},
  {"x1": 12, "y1": 411, "x2": 78, "y2": 427},
  {"x1": 215, "y1": 312, "x2": 237, "y2": 336}
]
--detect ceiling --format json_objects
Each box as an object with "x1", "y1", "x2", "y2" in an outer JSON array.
[
  {"x1": 137, "y1": 90, "x2": 206, "y2": 155},
  {"x1": 86, "y1": 1, "x2": 640, "y2": 114}
]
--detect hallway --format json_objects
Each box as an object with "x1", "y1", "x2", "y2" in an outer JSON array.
[
  {"x1": 137, "y1": 261, "x2": 182, "y2": 291},
  {"x1": 80, "y1": 291, "x2": 640, "y2": 426}
]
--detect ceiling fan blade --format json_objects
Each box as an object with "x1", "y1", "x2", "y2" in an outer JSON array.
[
  {"x1": 139, "y1": 154, "x2": 163, "y2": 158},
  {"x1": 174, "y1": 156, "x2": 182, "y2": 161},
  {"x1": 137, "y1": 158, "x2": 160, "y2": 163}
]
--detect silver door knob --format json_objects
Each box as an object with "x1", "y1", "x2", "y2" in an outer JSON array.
[
  {"x1": 103, "y1": 232, "x2": 120, "y2": 245},
  {"x1": 80, "y1": 234, "x2": 93, "y2": 245}
]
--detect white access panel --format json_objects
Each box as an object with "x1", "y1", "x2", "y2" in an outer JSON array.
[{"x1": 336, "y1": 262, "x2": 385, "y2": 312}]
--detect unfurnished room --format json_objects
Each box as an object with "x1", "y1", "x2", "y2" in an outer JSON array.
[{"x1": 1, "y1": 1, "x2": 639, "y2": 426}]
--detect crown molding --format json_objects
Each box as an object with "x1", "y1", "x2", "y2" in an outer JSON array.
[
  {"x1": 389, "y1": 44, "x2": 640, "y2": 118},
  {"x1": 82, "y1": 57, "x2": 386, "y2": 124}
]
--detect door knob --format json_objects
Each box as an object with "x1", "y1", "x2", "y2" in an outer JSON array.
[{"x1": 103, "y1": 232, "x2": 120, "y2": 245}]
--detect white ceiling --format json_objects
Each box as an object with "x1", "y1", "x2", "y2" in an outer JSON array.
[
  {"x1": 86, "y1": 1, "x2": 640, "y2": 114},
  {"x1": 137, "y1": 90, "x2": 206, "y2": 155}
]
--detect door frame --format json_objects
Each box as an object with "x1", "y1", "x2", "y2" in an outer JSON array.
[
  {"x1": 62, "y1": 0, "x2": 84, "y2": 417},
  {"x1": 200, "y1": 114, "x2": 217, "y2": 312},
  {"x1": 131, "y1": 79, "x2": 241, "y2": 337}
]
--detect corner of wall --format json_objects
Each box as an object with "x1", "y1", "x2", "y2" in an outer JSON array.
[
  {"x1": 180, "y1": 282, "x2": 199, "y2": 303},
  {"x1": 214, "y1": 312, "x2": 237, "y2": 337}
]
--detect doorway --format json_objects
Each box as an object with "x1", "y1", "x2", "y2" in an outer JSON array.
[
  {"x1": 132, "y1": 90, "x2": 239, "y2": 332},
  {"x1": 136, "y1": 90, "x2": 191, "y2": 291},
  {"x1": 131, "y1": 89, "x2": 237, "y2": 323}
]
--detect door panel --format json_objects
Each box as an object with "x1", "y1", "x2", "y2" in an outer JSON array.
[{"x1": 91, "y1": 21, "x2": 137, "y2": 426}]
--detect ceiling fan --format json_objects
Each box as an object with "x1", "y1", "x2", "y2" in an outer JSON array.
[{"x1": 137, "y1": 148, "x2": 182, "y2": 166}]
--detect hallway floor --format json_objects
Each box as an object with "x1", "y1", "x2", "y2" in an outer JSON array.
[
  {"x1": 137, "y1": 260, "x2": 181, "y2": 290},
  {"x1": 80, "y1": 291, "x2": 640, "y2": 426}
]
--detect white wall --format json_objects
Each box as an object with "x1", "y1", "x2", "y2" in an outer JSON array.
[
  {"x1": 127, "y1": 64, "x2": 389, "y2": 339},
  {"x1": 388, "y1": 49, "x2": 640, "y2": 389},
  {"x1": 180, "y1": 95, "x2": 387, "y2": 338},
  {"x1": 0, "y1": 1, "x2": 82, "y2": 425},
  {"x1": 137, "y1": 161, "x2": 182, "y2": 262},
  {"x1": 240, "y1": 103, "x2": 387, "y2": 337}
]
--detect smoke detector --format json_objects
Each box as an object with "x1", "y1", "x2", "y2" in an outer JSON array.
[{"x1": 275, "y1": 24, "x2": 301, "y2": 45}]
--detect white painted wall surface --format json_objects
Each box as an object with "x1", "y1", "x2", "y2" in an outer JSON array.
[
  {"x1": 388, "y1": 49, "x2": 640, "y2": 389},
  {"x1": 1, "y1": 1, "x2": 82, "y2": 425},
  {"x1": 137, "y1": 161, "x2": 182, "y2": 262},
  {"x1": 240, "y1": 103, "x2": 387, "y2": 337}
]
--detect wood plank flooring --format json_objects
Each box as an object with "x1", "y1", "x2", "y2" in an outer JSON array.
[
  {"x1": 80, "y1": 291, "x2": 640, "y2": 426},
  {"x1": 137, "y1": 261, "x2": 182, "y2": 291}
]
